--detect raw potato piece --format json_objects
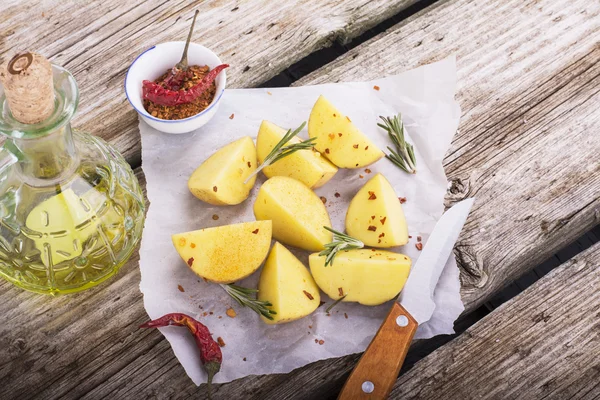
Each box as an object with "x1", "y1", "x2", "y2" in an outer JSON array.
[
  {"x1": 171, "y1": 221, "x2": 272, "y2": 283},
  {"x1": 308, "y1": 95, "x2": 384, "y2": 168},
  {"x1": 309, "y1": 249, "x2": 411, "y2": 306},
  {"x1": 258, "y1": 242, "x2": 320, "y2": 324},
  {"x1": 256, "y1": 120, "x2": 338, "y2": 188},
  {"x1": 346, "y1": 173, "x2": 409, "y2": 247},
  {"x1": 253, "y1": 176, "x2": 332, "y2": 251},
  {"x1": 188, "y1": 136, "x2": 257, "y2": 205}
]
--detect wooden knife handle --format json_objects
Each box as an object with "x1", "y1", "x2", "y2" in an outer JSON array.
[{"x1": 338, "y1": 303, "x2": 418, "y2": 400}]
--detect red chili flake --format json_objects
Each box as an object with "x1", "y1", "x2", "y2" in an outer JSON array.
[
  {"x1": 217, "y1": 337, "x2": 226, "y2": 347},
  {"x1": 252, "y1": 229, "x2": 259, "y2": 234},
  {"x1": 212, "y1": 214, "x2": 219, "y2": 220},
  {"x1": 417, "y1": 236, "x2": 422, "y2": 242},
  {"x1": 178, "y1": 285, "x2": 185, "y2": 292},
  {"x1": 218, "y1": 316, "x2": 222, "y2": 319},
  {"x1": 379, "y1": 233, "x2": 385, "y2": 238},
  {"x1": 365, "y1": 146, "x2": 369, "y2": 150},
  {"x1": 187, "y1": 258, "x2": 194, "y2": 267},
  {"x1": 408, "y1": 235, "x2": 412, "y2": 239},
  {"x1": 325, "y1": 148, "x2": 330, "y2": 154},
  {"x1": 309, "y1": 325, "x2": 313, "y2": 329},
  {"x1": 344, "y1": 313, "x2": 348, "y2": 319},
  {"x1": 338, "y1": 133, "x2": 343, "y2": 137},
  {"x1": 378, "y1": 239, "x2": 382, "y2": 244},
  {"x1": 368, "y1": 191, "x2": 377, "y2": 200},
  {"x1": 416, "y1": 243, "x2": 423, "y2": 251},
  {"x1": 303, "y1": 290, "x2": 314, "y2": 300},
  {"x1": 315, "y1": 339, "x2": 319, "y2": 343},
  {"x1": 373, "y1": 85, "x2": 380, "y2": 91},
  {"x1": 399, "y1": 197, "x2": 407, "y2": 204},
  {"x1": 346, "y1": 116, "x2": 351, "y2": 122},
  {"x1": 318, "y1": 340, "x2": 325, "y2": 345},
  {"x1": 365, "y1": 168, "x2": 371, "y2": 174},
  {"x1": 338, "y1": 287, "x2": 344, "y2": 296},
  {"x1": 359, "y1": 175, "x2": 364, "y2": 179},
  {"x1": 229, "y1": 113, "x2": 234, "y2": 120},
  {"x1": 335, "y1": 192, "x2": 341, "y2": 198},
  {"x1": 209, "y1": 312, "x2": 214, "y2": 315},
  {"x1": 368, "y1": 226, "x2": 377, "y2": 232},
  {"x1": 142, "y1": 64, "x2": 229, "y2": 106},
  {"x1": 328, "y1": 133, "x2": 335, "y2": 139},
  {"x1": 371, "y1": 215, "x2": 375, "y2": 219},
  {"x1": 213, "y1": 186, "x2": 218, "y2": 192},
  {"x1": 247, "y1": 161, "x2": 251, "y2": 168},
  {"x1": 320, "y1": 196, "x2": 327, "y2": 204},
  {"x1": 352, "y1": 144, "x2": 359, "y2": 149},
  {"x1": 191, "y1": 243, "x2": 196, "y2": 248}
]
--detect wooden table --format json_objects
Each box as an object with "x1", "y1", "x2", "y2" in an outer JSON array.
[{"x1": 1, "y1": 0, "x2": 599, "y2": 398}]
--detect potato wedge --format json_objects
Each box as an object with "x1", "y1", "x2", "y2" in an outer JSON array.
[
  {"x1": 254, "y1": 176, "x2": 332, "y2": 251},
  {"x1": 258, "y1": 242, "x2": 320, "y2": 324},
  {"x1": 346, "y1": 173, "x2": 409, "y2": 247},
  {"x1": 257, "y1": 120, "x2": 338, "y2": 188},
  {"x1": 188, "y1": 136, "x2": 257, "y2": 205},
  {"x1": 172, "y1": 221, "x2": 272, "y2": 283},
  {"x1": 308, "y1": 95, "x2": 384, "y2": 168},
  {"x1": 309, "y1": 249, "x2": 411, "y2": 306}
]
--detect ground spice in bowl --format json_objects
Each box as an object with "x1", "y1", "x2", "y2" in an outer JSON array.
[{"x1": 143, "y1": 65, "x2": 217, "y2": 120}]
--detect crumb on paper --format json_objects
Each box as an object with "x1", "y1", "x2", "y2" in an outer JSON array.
[
  {"x1": 218, "y1": 316, "x2": 222, "y2": 319},
  {"x1": 212, "y1": 214, "x2": 219, "y2": 220},
  {"x1": 320, "y1": 196, "x2": 327, "y2": 204},
  {"x1": 365, "y1": 168, "x2": 371, "y2": 174},
  {"x1": 217, "y1": 337, "x2": 226, "y2": 347},
  {"x1": 226, "y1": 308, "x2": 237, "y2": 318},
  {"x1": 229, "y1": 113, "x2": 235, "y2": 119},
  {"x1": 373, "y1": 85, "x2": 380, "y2": 91},
  {"x1": 408, "y1": 235, "x2": 412, "y2": 239},
  {"x1": 243, "y1": 357, "x2": 247, "y2": 361},
  {"x1": 202, "y1": 312, "x2": 208, "y2": 317},
  {"x1": 344, "y1": 313, "x2": 348, "y2": 319},
  {"x1": 308, "y1": 325, "x2": 312, "y2": 329},
  {"x1": 178, "y1": 284, "x2": 185, "y2": 292},
  {"x1": 314, "y1": 339, "x2": 318, "y2": 343},
  {"x1": 417, "y1": 236, "x2": 422, "y2": 242},
  {"x1": 209, "y1": 311, "x2": 214, "y2": 315},
  {"x1": 335, "y1": 192, "x2": 341, "y2": 198},
  {"x1": 399, "y1": 197, "x2": 407, "y2": 204},
  {"x1": 416, "y1": 243, "x2": 423, "y2": 251},
  {"x1": 267, "y1": 91, "x2": 272, "y2": 95},
  {"x1": 318, "y1": 340, "x2": 325, "y2": 345},
  {"x1": 359, "y1": 175, "x2": 364, "y2": 179}
]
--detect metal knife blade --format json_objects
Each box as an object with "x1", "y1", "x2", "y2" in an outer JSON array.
[{"x1": 399, "y1": 198, "x2": 474, "y2": 324}]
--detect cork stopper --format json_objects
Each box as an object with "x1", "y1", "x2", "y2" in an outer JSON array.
[{"x1": 0, "y1": 52, "x2": 55, "y2": 124}]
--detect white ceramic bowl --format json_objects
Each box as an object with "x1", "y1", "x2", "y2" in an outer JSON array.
[{"x1": 125, "y1": 41, "x2": 226, "y2": 134}]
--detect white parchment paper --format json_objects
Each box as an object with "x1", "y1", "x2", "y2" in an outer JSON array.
[{"x1": 138, "y1": 57, "x2": 463, "y2": 384}]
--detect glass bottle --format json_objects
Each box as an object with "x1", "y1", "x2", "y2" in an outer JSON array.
[{"x1": 0, "y1": 61, "x2": 145, "y2": 295}]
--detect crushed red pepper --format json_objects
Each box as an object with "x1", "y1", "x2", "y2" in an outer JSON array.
[
  {"x1": 335, "y1": 192, "x2": 341, "y2": 198},
  {"x1": 368, "y1": 191, "x2": 377, "y2": 200},
  {"x1": 368, "y1": 226, "x2": 377, "y2": 231},
  {"x1": 416, "y1": 243, "x2": 423, "y2": 251},
  {"x1": 380, "y1": 217, "x2": 387, "y2": 225},
  {"x1": 143, "y1": 64, "x2": 227, "y2": 119},
  {"x1": 187, "y1": 257, "x2": 194, "y2": 267},
  {"x1": 303, "y1": 290, "x2": 314, "y2": 300},
  {"x1": 399, "y1": 197, "x2": 407, "y2": 204},
  {"x1": 252, "y1": 229, "x2": 259, "y2": 234}
]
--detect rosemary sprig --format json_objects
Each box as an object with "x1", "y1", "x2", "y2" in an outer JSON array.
[
  {"x1": 378, "y1": 114, "x2": 417, "y2": 174},
  {"x1": 319, "y1": 227, "x2": 364, "y2": 267},
  {"x1": 325, "y1": 295, "x2": 347, "y2": 314},
  {"x1": 220, "y1": 284, "x2": 276, "y2": 320},
  {"x1": 244, "y1": 121, "x2": 314, "y2": 183}
]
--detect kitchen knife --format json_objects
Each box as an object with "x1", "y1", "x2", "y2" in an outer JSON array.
[{"x1": 338, "y1": 198, "x2": 474, "y2": 400}]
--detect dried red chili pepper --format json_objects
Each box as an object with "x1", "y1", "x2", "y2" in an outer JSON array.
[
  {"x1": 140, "y1": 313, "x2": 222, "y2": 396},
  {"x1": 142, "y1": 64, "x2": 229, "y2": 106}
]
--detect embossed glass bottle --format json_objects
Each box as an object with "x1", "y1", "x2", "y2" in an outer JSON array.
[{"x1": 0, "y1": 63, "x2": 145, "y2": 294}]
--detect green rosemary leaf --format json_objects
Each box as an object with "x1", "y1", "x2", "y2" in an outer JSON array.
[
  {"x1": 244, "y1": 121, "x2": 308, "y2": 183},
  {"x1": 319, "y1": 227, "x2": 364, "y2": 267},
  {"x1": 221, "y1": 283, "x2": 276, "y2": 320},
  {"x1": 379, "y1": 114, "x2": 417, "y2": 174},
  {"x1": 325, "y1": 294, "x2": 347, "y2": 314}
]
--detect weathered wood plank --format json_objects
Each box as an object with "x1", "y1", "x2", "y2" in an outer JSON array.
[
  {"x1": 0, "y1": 0, "x2": 418, "y2": 167},
  {"x1": 389, "y1": 240, "x2": 600, "y2": 399}
]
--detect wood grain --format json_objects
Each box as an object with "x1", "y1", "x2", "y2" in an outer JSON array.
[
  {"x1": 339, "y1": 303, "x2": 418, "y2": 400},
  {"x1": 0, "y1": 0, "x2": 418, "y2": 167},
  {"x1": 389, "y1": 240, "x2": 600, "y2": 399}
]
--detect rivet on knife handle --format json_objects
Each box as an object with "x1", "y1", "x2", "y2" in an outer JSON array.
[{"x1": 338, "y1": 302, "x2": 418, "y2": 399}]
